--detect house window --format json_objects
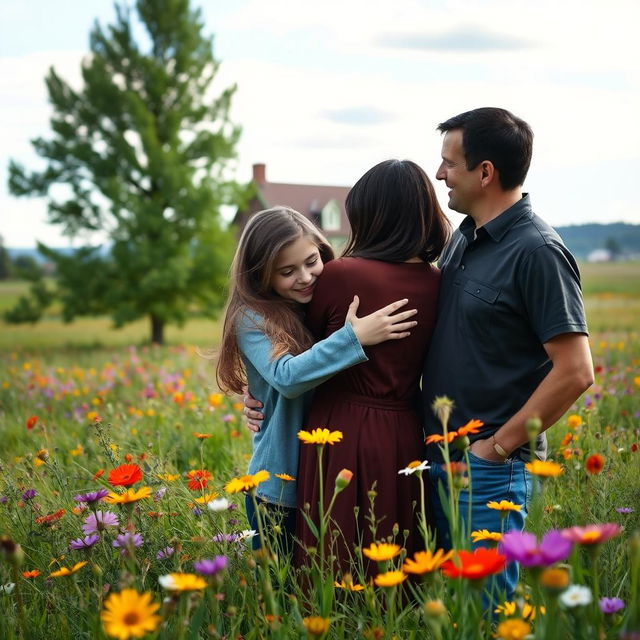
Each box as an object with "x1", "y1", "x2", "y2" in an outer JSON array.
[{"x1": 321, "y1": 200, "x2": 341, "y2": 231}]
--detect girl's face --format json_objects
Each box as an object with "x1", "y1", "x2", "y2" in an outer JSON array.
[{"x1": 270, "y1": 235, "x2": 324, "y2": 304}]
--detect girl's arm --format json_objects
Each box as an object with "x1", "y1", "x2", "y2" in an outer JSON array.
[
  {"x1": 238, "y1": 298, "x2": 416, "y2": 400},
  {"x1": 238, "y1": 318, "x2": 366, "y2": 400}
]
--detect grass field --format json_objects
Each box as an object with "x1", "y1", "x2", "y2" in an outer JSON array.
[{"x1": 0, "y1": 263, "x2": 639, "y2": 639}]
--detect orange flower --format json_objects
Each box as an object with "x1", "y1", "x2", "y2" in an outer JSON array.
[
  {"x1": 567, "y1": 414, "x2": 583, "y2": 429},
  {"x1": 585, "y1": 453, "x2": 605, "y2": 475},
  {"x1": 442, "y1": 548, "x2": 506, "y2": 580},
  {"x1": 186, "y1": 469, "x2": 213, "y2": 491},
  {"x1": 26, "y1": 415, "x2": 38, "y2": 430},
  {"x1": 192, "y1": 432, "x2": 214, "y2": 439},
  {"x1": 456, "y1": 419, "x2": 484, "y2": 436},
  {"x1": 108, "y1": 464, "x2": 143, "y2": 487},
  {"x1": 426, "y1": 419, "x2": 484, "y2": 446},
  {"x1": 93, "y1": 468, "x2": 105, "y2": 481},
  {"x1": 35, "y1": 509, "x2": 65, "y2": 526},
  {"x1": 22, "y1": 570, "x2": 41, "y2": 578}
]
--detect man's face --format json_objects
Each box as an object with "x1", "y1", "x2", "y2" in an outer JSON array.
[{"x1": 435, "y1": 129, "x2": 482, "y2": 215}]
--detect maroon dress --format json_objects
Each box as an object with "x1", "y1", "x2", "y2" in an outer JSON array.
[{"x1": 295, "y1": 257, "x2": 440, "y2": 575}]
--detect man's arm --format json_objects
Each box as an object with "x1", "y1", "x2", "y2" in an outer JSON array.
[{"x1": 470, "y1": 333, "x2": 594, "y2": 462}]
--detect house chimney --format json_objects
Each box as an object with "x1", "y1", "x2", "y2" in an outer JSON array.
[{"x1": 252, "y1": 163, "x2": 266, "y2": 186}]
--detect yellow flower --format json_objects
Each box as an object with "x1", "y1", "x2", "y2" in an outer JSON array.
[
  {"x1": 69, "y1": 444, "x2": 84, "y2": 457},
  {"x1": 567, "y1": 414, "x2": 583, "y2": 429},
  {"x1": 194, "y1": 492, "x2": 219, "y2": 504},
  {"x1": 105, "y1": 487, "x2": 152, "y2": 504},
  {"x1": 495, "y1": 601, "x2": 518, "y2": 616},
  {"x1": 101, "y1": 588, "x2": 161, "y2": 640},
  {"x1": 470, "y1": 530, "x2": 503, "y2": 543},
  {"x1": 496, "y1": 618, "x2": 531, "y2": 640},
  {"x1": 634, "y1": 375, "x2": 640, "y2": 387},
  {"x1": 225, "y1": 470, "x2": 270, "y2": 493},
  {"x1": 402, "y1": 549, "x2": 454, "y2": 574},
  {"x1": 297, "y1": 428, "x2": 343, "y2": 445},
  {"x1": 275, "y1": 473, "x2": 295, "y2": 482},
  {"x1": 157, "y1": 473, "x2": 179, "y2": 482},
  {"x1": 334, "y1": 573, "x2": 365, "y2": 591},
  {"x1": 303, "y1": 616, "x2": 330, "y2": 636},
  {"x1": 362, "y1": 542, "x2": 402, "y2": 562},
  {"x1": 374, "y1": 570, "x2": 408, "y2": 588},
  {"x1": 525, "y1": 459, "x2": 563, "y2": 477},
  {"x1": 539, "y1": 567, "x2": 570, "y2": 590},
  {"x1": 50, "y1": 561, "x2": 87, "y2": 578},
  {"x1": 486, "y1": 500, "x2": 522, "y2": 512},
  {"x1": 158, "y1": 572, "x2": 207, "y2": 592},
  {"x1": 208, "y1": 393, "x2": 224, "y2": 407}
]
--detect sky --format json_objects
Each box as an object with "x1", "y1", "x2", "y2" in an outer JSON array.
[{"x1": 1, "y1": 0, "x2": 639, "y2": 248}]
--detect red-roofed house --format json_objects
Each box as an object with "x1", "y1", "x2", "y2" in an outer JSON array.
[{"x1": 234, "y1": 163, "x2": 351, "y2": 249}]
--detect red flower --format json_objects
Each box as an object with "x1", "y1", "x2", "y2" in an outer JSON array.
[
  {"x1": 108, "y1": 464, "x2": 143, "y2": 487},
  {"x1": 35, "y1": 509, "x2": 65, "y2": 526},
  {"x1": 186, "y1": 469, "x2": 213, "y2": 491},
  {"x1": 631, "y1": 443, "x2": 638, "y2": 453},
  {"x1": 442, "y1": 548, "x2": 506, "y2": 580},
  {"x1": 26, "y1": 416, "x2": 38, "y2": 430},
  {"x1": 585, "y1": 454, "x2": 605, "y2": 475}
]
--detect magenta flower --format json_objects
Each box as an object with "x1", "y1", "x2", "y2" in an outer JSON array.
[
  {"x1": 193, "y1": 556, "x2": 228, "y2": 576},
  {"x1": 499, "y1": 530, "x2": 572, "y2": 567},
  {"x1": 561, "y1": 523, "x2": 622, "y2": 545},
  {"x1": 74, "y1": 489, "x2": 109, "y2": 503},
  {"x1": 82, "y1": 510, "x2": 119, "y2": 534},
  {"x1": 69, "y1": 534, "x2": 100, "y2": 550},
  {"x1": 600, "y1": 597, "x2": 625, "y2": 614}
]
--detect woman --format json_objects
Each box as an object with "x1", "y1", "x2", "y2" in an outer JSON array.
[{"x1": 294, "y1": 159, "x2": 450, "y2": 575}]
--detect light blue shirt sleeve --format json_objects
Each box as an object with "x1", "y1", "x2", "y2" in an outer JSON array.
[{"x1": 237, "y1": 312, "x2": 367, "y2": 399}]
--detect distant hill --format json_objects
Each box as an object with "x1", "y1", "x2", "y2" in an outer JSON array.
[
  {"x1": 554, "y1": 223, "x2": 640, "y2": 260},
  {"x1": 7, "y1": 223, "x2": 640, "y2": 263}
]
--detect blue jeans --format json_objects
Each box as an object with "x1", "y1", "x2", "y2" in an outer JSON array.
[{"x1": 429, "y1": 451, "x2": 533, "y2": 602}]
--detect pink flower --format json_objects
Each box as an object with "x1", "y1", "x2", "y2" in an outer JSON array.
[
  {"x1": 499, "y1": 530, "x2": 572, "y2": 567},
  {"x1": 561, "y1": 523, "x2": 622, "y2": 545}
]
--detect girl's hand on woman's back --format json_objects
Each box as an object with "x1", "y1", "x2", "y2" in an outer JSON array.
[{"x1": 346, "y1": 296, "x2": 417, "y2": 346}]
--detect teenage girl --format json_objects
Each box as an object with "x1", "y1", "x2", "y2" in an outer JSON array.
[{"x1": 216, "y1": 206, "x2": 418, "y2": 549}]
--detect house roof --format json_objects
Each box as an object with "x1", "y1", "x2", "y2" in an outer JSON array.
[{"x1": 258, "y1": 181, "x2": 350, "y2": 216}]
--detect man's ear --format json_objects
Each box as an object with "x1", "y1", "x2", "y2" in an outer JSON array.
[{"x1": 480, "y1": 161, "x2": 496, "y2": 188}]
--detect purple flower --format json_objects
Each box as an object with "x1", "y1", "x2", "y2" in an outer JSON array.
[
  {"x1": 616, "y1": 507, "x2": 634, "y2": 514},
  {"x1": 192, "y1": 507, "x2": 202, "y2": 517},
  {"x1": 0, "y1": 496, "x2": 8, "y2": 504},
  {"x1": 194, "y1": 556, "x2": 228, "y2": 576},
  {"x1": 600, "y1": 597, "x2": 625, "y2": 614},
  {"x1": 69, "y1": 534, "x2": 100, "y2": 550},
  {"x1": 156, "y1": 546, "x2": 174, "y2": 560},
  {"x1": 82, "y1": 510, "x2": 119, "y2": 534},
  {"x1": 154, "y1": 487, "x2": 167, "y2": 502},
  {"x1": 22, "y1": 489, "x2": 37, "y2": 501},
  {"x1": 499, "y1": 529, "x2": 572, "y2": 567},
  {"x1": 74, "y1": 489, "x2": 109, "y2": 503},
  {"x1": 113, "y1": 532, "x2": 143, "y2": 553},
  {"x1": 212, "y1": 533, "x2": 240, "y2": 543}
]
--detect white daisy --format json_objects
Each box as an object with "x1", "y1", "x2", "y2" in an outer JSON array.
[
  {"x1": 398, "y1": 460, "x2": 430, "y2": 476},
  {"x1": 560, "y1": 584, "x2": 592, "y2": 608}
]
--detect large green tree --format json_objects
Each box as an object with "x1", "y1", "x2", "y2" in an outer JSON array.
[{"x1": 8, "y1": 0, "x2": 247, "y2": 343}]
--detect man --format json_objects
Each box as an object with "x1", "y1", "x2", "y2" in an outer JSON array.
[{"x1": 423, "y1": 107, "x2": 594, "y2": 597}]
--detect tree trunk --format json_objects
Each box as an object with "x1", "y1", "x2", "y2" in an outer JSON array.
[{"x1": 150, "y1": 314, "x2": 164, "y2": 345}]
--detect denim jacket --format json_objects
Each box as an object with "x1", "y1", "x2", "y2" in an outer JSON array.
[{"x1": 237, "y1": 311, "x2": 367, "y2": 507}]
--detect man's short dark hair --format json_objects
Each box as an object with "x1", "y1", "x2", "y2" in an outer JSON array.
[{"x1": 437, "y1": 107, "x2": 533, "y2": 190}]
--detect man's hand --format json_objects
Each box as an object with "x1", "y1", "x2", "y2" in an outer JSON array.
[
  {"x1": 469, "y1": 437, "x2": 508, "y2": 463},
  {"x1": 242, "y1": 386, "x2": 264, "y2": 433}
]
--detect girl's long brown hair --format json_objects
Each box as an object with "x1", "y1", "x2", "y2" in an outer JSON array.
[{"x1": 216, "y1": 207, "x2": 334, "y2": 395}]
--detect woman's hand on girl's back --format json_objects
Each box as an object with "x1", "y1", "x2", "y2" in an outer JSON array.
[{"x1": 346, "y1": 296, "x2": 417, "y2": 346}]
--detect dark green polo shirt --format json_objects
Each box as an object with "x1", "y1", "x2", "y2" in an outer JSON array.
[{"x1": 422, "y1": 194, "x2": 588, "y2": 462}]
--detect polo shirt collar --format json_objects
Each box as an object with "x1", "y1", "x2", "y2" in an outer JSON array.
[{"x1": 460, "y1": 194, "x2": 533, "y2": 244}]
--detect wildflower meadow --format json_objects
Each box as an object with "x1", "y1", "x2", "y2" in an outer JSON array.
[{"x1": 1, "y1": 271, "x2": 639, "y2": 639}]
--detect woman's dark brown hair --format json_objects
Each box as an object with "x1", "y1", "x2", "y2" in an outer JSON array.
[
  {"x1": 216, "y1": 207, "x2": 334, "y2": 395},
  {"x1": 342, "y1": 159, "x2": 450, "y2": 262}
]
